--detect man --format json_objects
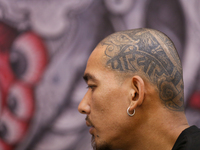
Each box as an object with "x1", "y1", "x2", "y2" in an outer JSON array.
[{"x1": 78, "y1": 28, "x2": 200, "y2": 150}]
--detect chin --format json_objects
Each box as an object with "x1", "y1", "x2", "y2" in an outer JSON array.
[{"x1": 91, "y1": 135, "x2": 113, "y2": 150}]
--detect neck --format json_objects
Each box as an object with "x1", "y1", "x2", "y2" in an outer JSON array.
[{"x1": 126, "y1": 109, "x2": 189, "y2": 150}]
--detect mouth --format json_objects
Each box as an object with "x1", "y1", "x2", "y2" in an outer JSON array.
[{"x1": 85, "y1": 116, "x2": 95, "y2": 134}]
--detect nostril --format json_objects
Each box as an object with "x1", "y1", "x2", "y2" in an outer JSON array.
[
  {"x1": 82, "y1": 110, "x2": 86, "y2": 113},
  {"x1": 78, "y1": 102, "x2": 90, "y2": 114}
]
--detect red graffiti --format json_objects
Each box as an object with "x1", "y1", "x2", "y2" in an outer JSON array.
[{"x1": 0, "y1": 22, "x2": 48, "y2": 150}]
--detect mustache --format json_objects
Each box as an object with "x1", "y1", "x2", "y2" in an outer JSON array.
[{"x1": 85, "y1": 116, "x2": 94, "y2": 127}]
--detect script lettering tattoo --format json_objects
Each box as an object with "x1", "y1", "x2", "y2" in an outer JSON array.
[{"x1": 101, "y1": 29, "x2": 184, "y2": 111}]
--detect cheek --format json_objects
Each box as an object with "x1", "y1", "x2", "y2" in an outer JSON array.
[
  {"x1": 91, "y1": 87, "x2": 112, "y2": 110},
  {"x1": 90, "y1": 85, "x2": 131, "y2": 143},
  {"x1": 91, "y1": 86, "x2": 127, "y2": 118}
]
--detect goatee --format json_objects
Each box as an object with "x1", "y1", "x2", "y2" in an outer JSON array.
[{"x1": 91, "y1": 135, "x2": 113, "y2": 150}]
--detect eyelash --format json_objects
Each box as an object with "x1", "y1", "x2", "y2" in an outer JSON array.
[{"x1": 87, "y1": 85, "x2": 96, "y2": 90}]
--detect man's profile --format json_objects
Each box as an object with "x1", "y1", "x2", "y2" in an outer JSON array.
[{"x1": 78, "y1": 28, "x2": 200, "y2": 150}]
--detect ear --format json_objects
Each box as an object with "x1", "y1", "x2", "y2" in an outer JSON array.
[{"x1": 129, "y1": 76, "x2": 145, "y2": 113}]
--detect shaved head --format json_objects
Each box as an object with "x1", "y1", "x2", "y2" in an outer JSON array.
[
  {"x1": 99, "y1": 28, "x2": 184, "y2": 111},
  {"x1": 79, "y1": 28, "x2": 190, "y2": 150}
]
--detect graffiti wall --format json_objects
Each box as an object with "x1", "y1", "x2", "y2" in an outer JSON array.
[{"x1": 0, "y1": 0, "x2": 199, "y2": 150}]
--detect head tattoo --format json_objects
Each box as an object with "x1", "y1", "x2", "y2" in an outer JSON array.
[{"x1": 101, "y1": 28, "x2": 184, "y2": 111}]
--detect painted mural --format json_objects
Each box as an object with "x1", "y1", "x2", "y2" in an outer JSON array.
[{"x1": 0, "y1": 0, "x2": 199, "y2": 150}]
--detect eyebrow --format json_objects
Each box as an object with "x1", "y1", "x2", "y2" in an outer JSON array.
[{"x1": 83, "y1": 73, "x2": 98, "y2": 83}]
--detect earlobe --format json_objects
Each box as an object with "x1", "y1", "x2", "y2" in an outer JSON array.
[
  {"x1": 129, "y1": 76, "x2": 145, "y2": 112},
  {"x1": 127, "y1": 106, "x2": 135, "y2": 116}
]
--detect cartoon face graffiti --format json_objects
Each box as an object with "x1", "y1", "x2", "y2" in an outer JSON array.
[{"x1": 0, "y1": 22, "x2": 48, "y2": 150}]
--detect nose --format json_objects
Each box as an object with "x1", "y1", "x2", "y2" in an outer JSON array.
[{"x1": 78, "y1": 91, "x2": 91, "y2": 114}]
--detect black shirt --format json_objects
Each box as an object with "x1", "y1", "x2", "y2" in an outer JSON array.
[{"x1": 172, "y1": 126, "x2": 200, "y2": 150}]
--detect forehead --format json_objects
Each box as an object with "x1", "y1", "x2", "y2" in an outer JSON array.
[
  {"x1": 84, "y1": 44, "x2": 111, "y2": 81},
  {"x1": 86, "y1": 44, "x2": 106, "y2": 68}
]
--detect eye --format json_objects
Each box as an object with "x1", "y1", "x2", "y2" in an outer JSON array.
[
  {"x1": 6, "y1": 82, "x2": 34, "y2": 121},
  {"x1": 9, "y1": 31, "x2": 48, "y2": 84},
  {"x1": 87, "y1": 85, "x2": 96, "y2": 90},
  {"x1": 0, "y1": 108, "x2": 28, "y2": 144}
]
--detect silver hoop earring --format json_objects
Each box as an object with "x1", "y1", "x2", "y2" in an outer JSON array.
[{"x1": 127, "y1": 106, "x2": 135, "y2": 116}]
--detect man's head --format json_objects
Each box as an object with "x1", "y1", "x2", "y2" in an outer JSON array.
[{"x1": 78, "y1": 28, "x2": 184, "y2": 150}]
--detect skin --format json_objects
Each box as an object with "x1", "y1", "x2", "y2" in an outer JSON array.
[{"x1": 78, "y1": 28, "x2": 189, "y2": 150}]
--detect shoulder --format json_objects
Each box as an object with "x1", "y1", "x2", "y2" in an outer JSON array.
[{"x1": 172, "y1": 126, "x2": 200, "y2": 150}]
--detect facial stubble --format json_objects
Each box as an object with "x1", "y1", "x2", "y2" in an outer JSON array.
[{"x1": 91, "y1": 135, "x2": 113, "y2": 150}]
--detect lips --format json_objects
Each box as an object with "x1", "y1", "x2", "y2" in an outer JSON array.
[
  {"x1": 86, "y1": 120, "x2": 92, "y2": 127},
  {"x1": 89, "y1": 126, "x2": 94, "y2": 134},
  {"x1": 85, "y1": 116, "x2": 94, "y2": 134}
]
